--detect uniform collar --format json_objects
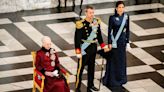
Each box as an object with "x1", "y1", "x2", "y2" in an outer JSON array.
[
  {"x1": 115, "y1": 12, "x2": 125, "y2": 17},
  {"x1": 84, "y1": 18, "x2": 94, "y2": 24}
]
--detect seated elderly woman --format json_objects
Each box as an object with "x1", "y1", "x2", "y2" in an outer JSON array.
[{"x1": 35, "y1": 36, "x2": 70, "y2": 92}]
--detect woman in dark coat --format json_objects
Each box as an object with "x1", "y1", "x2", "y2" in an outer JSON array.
[
  {"x1": 35, "y1": 36, "x2": 70, "y2": 92},
  {"x1": 103, "y1": 1, "x2": 130, "y2": 91}
]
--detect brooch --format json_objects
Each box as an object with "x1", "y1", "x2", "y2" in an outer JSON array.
[
  {"x1": 115, "y1": 17, "x2": 119, "y2": 21},
  {"x1": 45, "y1": 52, "x2": 49, "y2": 57}
]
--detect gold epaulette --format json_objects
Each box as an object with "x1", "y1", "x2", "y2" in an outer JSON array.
[
  {"x1": 96, "y1": 17, "x2": 101, "y2": 24},
  {"x1": 76, "y1": 20, "x2": 84, "y2": 29}
]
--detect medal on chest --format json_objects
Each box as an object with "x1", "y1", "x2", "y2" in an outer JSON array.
[
  {"x1": 45, "y1": 52, "x2": 49, "y2": 57},
  {"x1": 50, "y1": 48, "x2": 56, "y2": 67},
  {"x1": 91, "y1": 18, "x2": 98, "y2": 36}
]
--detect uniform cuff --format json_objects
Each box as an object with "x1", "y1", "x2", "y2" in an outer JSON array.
[
  {"x1": 75, "y1": 48, "x2": 81, "y2": 54},
  {"x1": 100, "y1": 43, "x2": 106, "y2": 48}
]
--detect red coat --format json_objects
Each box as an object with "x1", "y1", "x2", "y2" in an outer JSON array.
[{"x1": 35, "y1": 47, "x2": 70, "y2": 92}]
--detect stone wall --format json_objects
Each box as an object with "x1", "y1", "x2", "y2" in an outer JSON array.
[
  {"x1": 0, "y1": 0, "x2": 163, "y2": 13},
  {"x1": 0, "y1": 0, "x2": 67, "y2": 13},
  {"x1": 0, "y1": 0, "x2": 120, "y2": 13}
]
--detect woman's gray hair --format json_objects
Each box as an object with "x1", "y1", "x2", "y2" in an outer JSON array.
[{"x1": 41, "y1": 36, "x2": 51, "y2": 44}]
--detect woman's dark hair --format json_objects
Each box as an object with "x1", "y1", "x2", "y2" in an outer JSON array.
[
  {"x1": 115, "y1": 1, "x2": 125, "y2": 14},
  {"x1": 116, "y1": 1, "x2": 125, "y2": 8}
]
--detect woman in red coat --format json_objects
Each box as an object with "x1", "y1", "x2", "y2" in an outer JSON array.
[{"x1": 35, "y1": 36, "x2": 70, "y2": 92}]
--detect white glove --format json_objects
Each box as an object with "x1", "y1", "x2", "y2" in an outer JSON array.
[
  {"x1": 126, "y1": 43, "x2": 131, "y2": 50},
  {"x1": 52, "y1": 70, "x2": 59, "y2": 77},
  {"x1": 76, "y1": 54, "x2": 82, "y2": 58}
]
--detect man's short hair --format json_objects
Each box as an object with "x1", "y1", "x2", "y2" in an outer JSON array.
[{"x1": 85, "y1": 5, "x2": 94, "y2": 12}]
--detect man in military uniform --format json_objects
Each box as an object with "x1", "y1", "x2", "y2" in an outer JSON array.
[{"x1": 74, "y1": 5, "x2": 109, "y2": 92}]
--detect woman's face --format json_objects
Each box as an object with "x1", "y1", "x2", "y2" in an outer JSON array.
[
  {"x1": 116, "y1": 4, "x2": 125, "y2": 15},
  {"x1": 43, "y1": 40, "x2": 51, "y2": 50}
]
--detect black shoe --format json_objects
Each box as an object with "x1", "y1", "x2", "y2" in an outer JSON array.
[
  {"x1": 87, "y1": 88, "x2": 92, "y2": 92},
  {"x1": 109, "y1": 86, "x2": 124, "y2": 92},
  {"x1": 90, "y1": 86, "x2": 99, "y2": 91},
  {"x1": 75, "y1": 89, "x2": 81, "y2": 92}
]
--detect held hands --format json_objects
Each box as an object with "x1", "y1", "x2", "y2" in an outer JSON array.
[
  {"x1": 107, "y1": 43, "x2": 132, "y2": 51},
  {"x1": 103, "y1": 45, "x2": 111, "y2": 52},
  {"x1": 75, "y1": 45, "x2": 112, "y2": 58}
]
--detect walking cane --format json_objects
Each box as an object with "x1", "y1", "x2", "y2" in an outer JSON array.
[
  {"x1": 97, "y1": 49, "x2": 110, "y2": 90},
  {"x1": 98, "y1": 55, "x2": 105, "y2": 90}
]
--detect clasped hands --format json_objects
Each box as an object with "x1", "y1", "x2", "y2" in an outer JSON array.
[{"x1": 45, "y1": 70, "x2": 59, "y2": 77}]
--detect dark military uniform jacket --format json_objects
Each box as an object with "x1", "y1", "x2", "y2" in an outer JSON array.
[{"x1": 74, "y1": 18, "x2": 105, "y2": 54}]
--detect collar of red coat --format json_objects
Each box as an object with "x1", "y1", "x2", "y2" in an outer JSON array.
[{"x1": 41, "y1": 47, "x2": 50, "y2": 52}]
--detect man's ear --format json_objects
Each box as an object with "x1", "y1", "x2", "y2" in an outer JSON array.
[{"x1": 85, "y1": 12, "x2": 87, "y2": 16}]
